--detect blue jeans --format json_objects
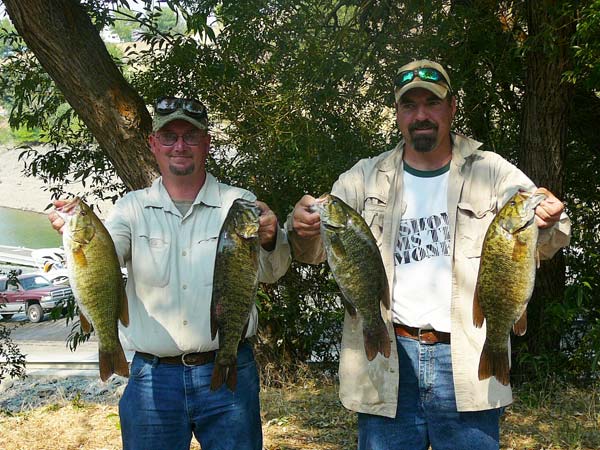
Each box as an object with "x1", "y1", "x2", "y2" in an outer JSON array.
[
  {"x1": 358, "y1": 335, "x2": 503, "y2": 450},
  {"x1": 119, "y1": 342, "x2": 262, "y2": 450}
]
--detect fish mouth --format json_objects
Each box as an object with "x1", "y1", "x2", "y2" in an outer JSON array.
[
  {"x1": 56, "y1": 197, "x2": 81, "y2": 217},
  {"x1": 308, "y1": 194, "x2": 330, "y2": 214},
  {"x1": 235, "y1": 198, "x2": 261, "y2": 216},
  {"x1": 520, "y1": 189, "x2": 547, "y2": 210}
]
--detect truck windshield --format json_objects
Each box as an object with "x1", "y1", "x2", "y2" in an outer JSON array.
[{"x1": 20, "y1": 275, "x2": 52, "y2": 290}]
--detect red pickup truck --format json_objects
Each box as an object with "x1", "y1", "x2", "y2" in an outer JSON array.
[{"x1": 0, "y1": 272, "x2": 73, "y2": 322}]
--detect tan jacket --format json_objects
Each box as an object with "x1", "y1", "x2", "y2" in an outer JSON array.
[{"x1": 287, "y1": 133, "x2": 571, "y2": 416}]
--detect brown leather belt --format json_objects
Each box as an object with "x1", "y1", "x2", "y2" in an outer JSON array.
[
  {"x1": 393, "y1": 323, "x2": 451, "y2": 345},
  {"x1": 137, "y1": 350, "x2": 216, "y2": 366}
]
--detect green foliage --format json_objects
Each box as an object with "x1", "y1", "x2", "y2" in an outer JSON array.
[
  {"x1": 1, "y1": 0, "x2": 599, "y2": 381},
  {"x1": 565, "y1": 0, "x2": 600, "y2": 90},
  {"x1": 111, "y1": 7, "x2": 139, "y2": 41},
  {"x1": 0, "y1": 325, "x2": 26, "y2": 384}
]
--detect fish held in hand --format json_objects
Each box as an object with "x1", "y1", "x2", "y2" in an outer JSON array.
[
  {"x1": 473, "y1": 189, "x2": 547, "y2": 385},
  {"x1": 57, "y1": 197, "x2": 129, "y2": 382},
  {"x1": 210, "y1": 198, "x2": 261, "y2": 391},
  {"x1": 312, "y1": 194, "x2": 391, "y2": 361}
]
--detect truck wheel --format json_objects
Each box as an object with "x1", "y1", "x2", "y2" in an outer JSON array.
[
  {"x1": 1, "y1": 314, "x2": 14, "y2": 320},
  {"x1": 27, "y1": 303, "x2": 44, "y2": 323}
]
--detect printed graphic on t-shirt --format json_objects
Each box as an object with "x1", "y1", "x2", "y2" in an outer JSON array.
[{"x1": 395, "y1": 213, "x2": 450, "y2": 264}]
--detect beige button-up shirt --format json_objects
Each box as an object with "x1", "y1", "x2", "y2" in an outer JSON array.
[
  {"x1": 287, "y1": 133, "x2": 571, "y2": 415},
  {"x1": 106, "y1": 174, "x2": 291, "y2": 356}
]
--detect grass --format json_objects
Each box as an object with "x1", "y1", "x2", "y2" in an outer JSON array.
[{"x1": 1, "y1": 378, "x2": 599, "y2": 450}]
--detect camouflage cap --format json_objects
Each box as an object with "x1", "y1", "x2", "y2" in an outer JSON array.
[
  {"x1": 152, "y1": 108, "x2": 209, "y2": 132},
  {"x1": 394, "y1": 59, "x2": 452, "y2": 102}
]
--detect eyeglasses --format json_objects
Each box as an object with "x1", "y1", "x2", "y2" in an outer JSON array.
[
  {"x1": 155, "y1": 131, "x2": 205, "y2": 146},
  {"x1": 395, "y1": 68, "x2": 450, "y2": 89},
  {"x1": 154, "y1": 96, "x2": 208, "y2": 119}
]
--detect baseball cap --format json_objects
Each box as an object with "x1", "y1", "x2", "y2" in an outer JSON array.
[
  {"x1": 394, "y1": 59, "x2": 452, "y2": 102},
  {"x1": 152, "y1": 97, "x2": 209, "y2": 132}
]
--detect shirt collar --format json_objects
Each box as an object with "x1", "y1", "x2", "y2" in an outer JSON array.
[
  {"x1": 377, "y1": 132, "x2": 483, "y2": 172},
  {"x1": 142, "y1": 173, "x2": 223, "y2": 211}
]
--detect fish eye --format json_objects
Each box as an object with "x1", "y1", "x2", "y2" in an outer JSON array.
[
  {"x1": 80, "y1": 211, "x2": 87, "y2": 216},
  {"x1": 510, "y1": 201, "x2": 516, "y2": 206}
]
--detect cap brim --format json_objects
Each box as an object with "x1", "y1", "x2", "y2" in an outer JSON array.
[
  {"x1": 152, "y1": 109, "x2": 208, "y2": 132},
  {"x1": 395, "y1": 80, "x2": 449, "y2": 102}
]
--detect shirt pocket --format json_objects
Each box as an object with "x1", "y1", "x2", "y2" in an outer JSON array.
[
  {"x1": 193, "y1": 228, "x2": 220, "y2": 287},
  {"x1": 363, "y1": 193, "x2": 387, "y2": 247},
  {"x1": 133, "y1": 234, "x2": 171, "y2": 287},
  {"x1": 456, "y1": 197, "x2": 497, "y2": 258}
]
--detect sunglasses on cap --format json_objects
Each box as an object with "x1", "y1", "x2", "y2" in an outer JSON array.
[
  {"x1": 395, "y1": 68, "x2": 450, "y2": 90},
  {"x1": 154, "y1": 96, "x2": 208, "y2": 119}
]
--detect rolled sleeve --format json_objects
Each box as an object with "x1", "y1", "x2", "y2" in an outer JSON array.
[
  {"x1": 285, "y1": 213, "x2": 327, "y2": 265},
  {"x1": 258, "y1": 226, "x2": 292, "y2": 283},
  {"x1": 104, "y1": 198, "x2": 132, "y2": 265},
  {"x1": 538, "y1": 212, "x2": 571, "y2": 259}
]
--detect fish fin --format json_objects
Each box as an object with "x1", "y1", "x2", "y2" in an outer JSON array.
[
  {"x1": 381, "y1": 277, "x2": 391, "y2": 310},
  {"x1": 241, "y1": 321, "x2": 250, "y2": 341},
  {"x1": 79, "y1": 313, "x2": 93, "y2": 334},
  {"x1": 340, "y1": 295, "x2": 357, "y2": 317},
  {"x1": 478, "y1": 341, "x2": 510, "y2": 386},
  {"x1": 226, "y1": 364, "x2": 238, "y2": 391},
  {"x1": 98, "y1": 344, "x2": 129, "y2": 382},
  {"x1": 119, "y1": 284, "x2": 129, "y2": 327},
  {"x1": 511, "y1": 239, "x2": 527, "y2": 261},
  {"x1": 535, "y1": 249, "x2": 540, "y2": 269},
  {"x1": 209, "y1": 364, "x2": 238, "y2": 391},
  {"x1": 210, "y1": 296, "x2": 220, "y2": 340},
  {"x1": 363, "y1": 321, "x2": 391, "y2": 361},
  {"x1": 329, "y1": 232, "x2": 347, "y2": 260},
  {"x1": 513, "y1": 309, "x2": 528, "y2": 336},
  {"x1": 210, "y1": 364, "x2": 225, "y2": 391},
  {"x1": 473, "y1": 287, "x2": 485, "y2": 328},
  {"x1": 73, "y1": 247, "x2": 88, "y2": 267}
]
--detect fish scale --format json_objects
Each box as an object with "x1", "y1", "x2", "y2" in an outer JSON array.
[
  {"x1": 58, "y1": 198, "x2": 129, "y2": 382},
  {"x1": 473, "y1": 189, "x2": 547, "y2": 385},
  {"x1": 210, "y1": 198, "x2": 261, "y2": 391},
  {"x1": 313, "y1": 194, "x2": 391, "y2": 362}
]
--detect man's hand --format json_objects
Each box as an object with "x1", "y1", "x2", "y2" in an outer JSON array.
[
  {"x1": 256, "y1": 201, "x2": 278, "y2": 251},
  {"x1": 534, "y1": 187, "x2": 565, "y2": 229},
  {"x1": 291, "y1": 195, "x2": 321, "y2": 239},
  {"x1": 47, "y1": 200, "x2": 69, "y2": 234}
]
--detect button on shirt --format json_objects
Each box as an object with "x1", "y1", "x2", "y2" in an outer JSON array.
[{"x1": 105, "y1": 174, "x2": 291, "y2": 356}]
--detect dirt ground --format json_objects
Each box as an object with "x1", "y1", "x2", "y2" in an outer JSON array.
[{"x1": 1, "y1": 380, "x2": 599, "y2": 450}]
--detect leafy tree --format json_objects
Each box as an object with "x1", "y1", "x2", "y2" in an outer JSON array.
[{"x1": 0, "y1": 0, "x2": 598, "y2": 383}]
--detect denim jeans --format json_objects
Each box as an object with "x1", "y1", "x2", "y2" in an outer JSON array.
[
  {"x1": 119, "y1": 342, "x2": 262, "y2": 450},
  {"x1": 358, "y1": 335, "x2": 503, "y2": 450}
]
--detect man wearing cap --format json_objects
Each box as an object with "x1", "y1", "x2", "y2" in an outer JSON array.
[
  {"x1": 49, "y1": 96, "x2": 291, "y2": 450},
  {"x1": 287, "y1": 60, "x2": 570, "y2": 449}
]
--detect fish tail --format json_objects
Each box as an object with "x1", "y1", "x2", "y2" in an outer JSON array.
[
  {"x1": 98, "y1": 344, "x2": 129, "y2": 382},
  {"x1": 363, "y1": 321, "x2": 392, "y2": 361},
  {"x1": 478, "y1": 341, "x2": 510, "y2": 386},
  {"x1": 210, "y1": 363, "x2": 237, "y2": 391}
]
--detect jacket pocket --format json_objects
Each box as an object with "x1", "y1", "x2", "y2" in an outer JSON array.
[
  {"x1": 133, "y1": 234, "x2": 171, "y2": 287},
  {"x1": 363, "y1": 193, "x2": 387, "y2": 246},
  {"x1": 456, "y1": 198, "x2": 496, "y2": 257}
]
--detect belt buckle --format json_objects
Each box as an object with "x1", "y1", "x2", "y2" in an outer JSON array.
[
  {"x1": 417, "y1": 328, "x2": 431, "y2": 345},
  {"x1": 181, "y1": 352, "x2": 195, "y2": 367}
]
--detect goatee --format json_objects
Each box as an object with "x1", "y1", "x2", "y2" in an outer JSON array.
[
  {"x1": 169, "y1": 164, "x2": 195, "y2": 176},
  {"x1": 409, "y1": 120, "x2": 438, "y2": 153}
]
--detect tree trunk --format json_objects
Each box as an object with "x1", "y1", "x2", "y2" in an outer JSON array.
[
  {"x1": 517, "y1": 0, "x2": 573, "y2": 356},
  {"x1": 3, "y1": 0, "x2": 158, "y2": 191}
]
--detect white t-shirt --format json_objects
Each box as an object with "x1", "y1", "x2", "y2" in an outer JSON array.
[{"x1": 392, "y1": 163, "x2": 452, "y2": 332}]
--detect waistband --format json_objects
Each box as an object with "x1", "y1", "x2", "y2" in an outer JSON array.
[
  {"x1": 393, "y1": 323, "x2": 451, "y2": 344},
  {"x1": 136, "y1": 350, "x2": 216, "y2": 367}
]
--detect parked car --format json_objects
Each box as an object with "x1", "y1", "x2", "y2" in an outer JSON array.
[{"x1": 0, "y1": 272, "x2": 73, "y2": 323}]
